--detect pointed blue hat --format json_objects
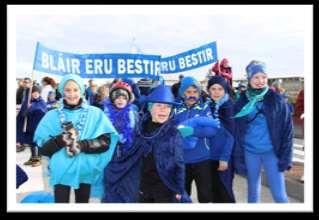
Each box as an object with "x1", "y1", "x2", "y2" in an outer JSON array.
[{"x1": 145, "y1": 85, "x2": 181, "y2": 106}]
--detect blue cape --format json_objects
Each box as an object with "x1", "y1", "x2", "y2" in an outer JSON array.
[{"x1": 34, "y1": 102, "x2": 118, "y2": 198}]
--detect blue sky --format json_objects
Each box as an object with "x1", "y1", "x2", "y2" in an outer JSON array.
[{"x1": 9, "y1": 5, "x2": 311, "y2": 82}]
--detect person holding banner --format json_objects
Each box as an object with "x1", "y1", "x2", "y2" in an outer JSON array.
[
  {"x1": 103, "y1": 85, "x2": 191, "y2": 203},
  {"x1": 233, "y1": 60, "x2": 293, "y2": 203},
  {"x1": 34, "y1": 74, "x2": 118, "y2": 203},
  {"x1": 173, "y1": 76, "x2": 214, "y2": 203}
]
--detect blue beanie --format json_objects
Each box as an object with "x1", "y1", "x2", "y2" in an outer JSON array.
[
  {"x1": 178, "y1": 76, "x2": 201, "y2": 97},
  {"x1": 58, "y1": 74, "x2": 85, "y2": 97},
  {"x1": 206, "y1": 75, "x2": 229, "y2": 93},
  {"x1": 246, "y1": 60, "x2": 267, "y2": 81}
]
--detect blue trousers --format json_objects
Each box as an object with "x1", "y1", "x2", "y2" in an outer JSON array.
[{"x1": 244, "y1": 150, "x2": 288, "y2": 203}]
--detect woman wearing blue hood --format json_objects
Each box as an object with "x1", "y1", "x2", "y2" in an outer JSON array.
[
  {"x1": 233, "y1": 60, "x2": 293, "y2": 203},
  {"x1": 34, "y1": 74, "x2": 118, "y2": 203},
  {"x1": 103, "y1": 85, "x2": 191, "y2": 203}
]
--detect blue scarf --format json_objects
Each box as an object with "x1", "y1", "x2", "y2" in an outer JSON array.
[
  {"x1": 105, "y1": 101, "x2": 135, "y2": 152},
  {"x1": 234, "y1": 86, "x2": 269, "y2": 118},
  {"x1": 209, "y1": 93, "x2": 229, "y2": 123}
]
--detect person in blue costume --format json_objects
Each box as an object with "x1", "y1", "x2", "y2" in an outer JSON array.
[
  {"x1": 173, "y1": 76, "x2": 215, "y2": 203},
  {"x1": 205, "y1": 75, "x2": 235, "y2": 202},
  {"x1": 103, "y1": 85, "x2": 191, "y2": 203},
  {"x1": 233, "y1": 60, "x2": 293, "y2": 203},
  {"x1": 19, "y1": 85, "x2": 47, "y2": 167},
  {"x1": 104, "y1": 81, "x2": 138, "y2": 153},
  {"x1": 34, "y1": 74, "x2": 118, "y2": 203},
  {"x1": 122, "y1": 78, "x2": 142, "y2": 109}
]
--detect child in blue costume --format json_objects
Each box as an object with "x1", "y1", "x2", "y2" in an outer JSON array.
[
  {"x1": 34, "y1": 74, "x2": 118, "y2": 203},
  {"x1": 20, "y1": 85, "x2": 47, "y2": 167},
  {"x1": 233, "y1": 60, "x2": 293, "y2": 203},
  {"x1": 205, "y1": 75, "x2": 235, "y2": 202},
  {"x1": 103, "y1": 85, "x2": 191, "y2": 203},
  {"x1": 103, "y1": 81, "x2": 138, "y2": 154}
]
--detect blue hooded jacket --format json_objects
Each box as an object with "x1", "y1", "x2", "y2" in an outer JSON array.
[
  {"x1": 233, "y1": 89, "x2": 293, "y2": 175},
  {"x1": 103, "y1": 113, "x2": 191, "y2": 203},
  {"x1": 173, "y1": 101, "x2": 212, "y2": 163},
  {"x1": 16, "y1": 92, "x2": 47, "y2": 145},
  {"x1": 178, "y1": 116, "x2": 235, "y2": 202}
]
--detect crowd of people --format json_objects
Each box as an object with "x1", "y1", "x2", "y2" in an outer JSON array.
[{"x1": 16, "y1": 59, "x2": 298, "y2": 204}]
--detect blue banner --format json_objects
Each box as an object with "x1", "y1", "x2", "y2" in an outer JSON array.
[
  {"x1": 33, "y1": 41, "x2": 217, "y2": 78},
  {"x1": 160, "y1": 41, "x2": 218, "y2": 74}
]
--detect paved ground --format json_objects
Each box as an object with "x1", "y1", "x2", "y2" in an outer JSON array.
[{"x1": 16, "y1": 145, "x2": 302, "y2": 204}]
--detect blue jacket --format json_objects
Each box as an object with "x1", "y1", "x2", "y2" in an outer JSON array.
[
  {"x1": 17, "y1": 95, "x2": 47, "y2": 145},
  {"x1": 173, "y1": 102, "x2": 212, "y2": 163},
  {"x1": 179, "y1": 116, "x2": 235, "y2": 202},
  {"x1": 103, "y1": 114, "x2": 191, "y2": 203},
  {"x1": 233, "y1": 89, "x2": 293, "y2": 175}
]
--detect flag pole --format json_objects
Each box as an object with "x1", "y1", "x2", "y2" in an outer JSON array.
[
  {"x1": 22, "y1": 71, "x2": 35, "y2": 132},
  {"x1": 22, "y1": 42, "x2": 39, "y2": 132}
]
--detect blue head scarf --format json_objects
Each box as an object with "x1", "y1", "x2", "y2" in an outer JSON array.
[{"x1": 58, "y1": 74, "x2": 85, "y2": 97}]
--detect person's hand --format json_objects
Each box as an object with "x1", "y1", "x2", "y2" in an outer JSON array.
[
  {"x1": 177, "y1": 125, "x2": 194, "y2": 138},
  {"x1": 68, "y1": 127, "x2": 78, "y2": 140},
  {"x1": 217, "y1": 160, "x2": 228, "y2": 171},
  {"x1": 55, "y1": 132, "x2": 74, "y2": 147},
  {"x1": 175, "y1": 194, "x2": 182, "y2": 201}
]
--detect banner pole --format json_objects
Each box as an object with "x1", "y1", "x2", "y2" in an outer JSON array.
[
  {"x1": 22, "y1": 42, "x2": 39, "y2": 132},
  {"x1": 22, "y1": 71, "x2": 35, "y2": 133}
]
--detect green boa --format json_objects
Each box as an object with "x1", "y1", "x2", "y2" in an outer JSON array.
[{"x1": 233, "y1": 86, "x2": 269, "y2": 118}]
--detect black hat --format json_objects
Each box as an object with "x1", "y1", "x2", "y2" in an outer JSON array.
[{"x1": 207, "y1": 75, "x2": 229, "y2": 93}]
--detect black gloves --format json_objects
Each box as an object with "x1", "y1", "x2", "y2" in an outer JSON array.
[
  {"x1": 39, "y1": 132, "x2": 74, "y2": 157},
  {"x1": 76, "y1": 134, "x2": 111, "y2": 154},
  {"x1": 39, "y1": 133, "x2": 111, "y2": 157}
]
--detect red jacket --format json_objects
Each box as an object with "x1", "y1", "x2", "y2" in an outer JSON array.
[{"x1": 212, "y1": 58, "x2": 233, "y2": 87}]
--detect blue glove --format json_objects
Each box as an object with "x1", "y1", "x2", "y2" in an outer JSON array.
[
  {"x1": 177, "y1": 125, "x2": 194, "y2": 138},
  {"x1": 192, "y1": 116, "x2": 220, "y2": 128}
]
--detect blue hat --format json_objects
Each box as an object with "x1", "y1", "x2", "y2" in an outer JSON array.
[
  {"x1": 58, "y1": 74, "x2": 85, "y2": 97},
  {"x1": 206, "y1": 75, "x2": 229, "y2": 93},
  {"x1": 145, "y1": 85, "x2": 181, "y2": 106},
  {"x1": 246, "y1": 60, "x2": 267, "y2": 81},
  {"x1": 178, "y1": 76, "x2": 201, "y2": 97},
  {"x1": 20, "y1": 191, "x2": 54, "y2": 203}
]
